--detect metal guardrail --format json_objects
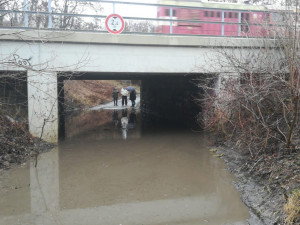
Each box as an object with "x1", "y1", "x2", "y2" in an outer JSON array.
[{"x1": 0, "y1": 0, "x2": 280, "y2": 37}]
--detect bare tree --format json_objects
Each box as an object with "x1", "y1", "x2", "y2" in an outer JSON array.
[
  {"x1": 124, "y1": 20, "x2": 155, "y2": 33},
  {"x1": 198, "y1": 4, "x2": 299, "y2": 157},
  {"x1": 52, "y1": 0, "x2": 103, "y2": 30},
  {"x1": 0, "y1": 0, "x2": 104, "y2": 30}
]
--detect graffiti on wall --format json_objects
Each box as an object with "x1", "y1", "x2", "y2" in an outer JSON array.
[{"x1": 9, "y1": 54, "x2": 32, "y2": 67}]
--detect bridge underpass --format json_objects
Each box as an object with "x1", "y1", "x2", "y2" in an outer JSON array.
[
  {"x1": 0, "y1": 70, "x2": 253, "y2": 225},
  {"x1": 57, "y1": 72, "x2": 204, "y2": 140},
  {"x1": 0, "y1": 22, "x2": 275, "y2": 225},
  {"x1": 0, "y1": 2, "x2": 291, "y2": 223},
  {"x1": 0, "y1": 71, "x2": 253, "y2": 225},
  {"x1": 0, "y1": 29, "x2": 277, "y2": 142}
]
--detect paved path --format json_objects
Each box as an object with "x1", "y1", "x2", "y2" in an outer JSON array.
[{"x1": 90, "y1": 96, "x2": 140, "y2": 110}]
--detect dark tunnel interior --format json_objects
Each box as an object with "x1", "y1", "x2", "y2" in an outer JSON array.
[{"x1": 57, "y1": 73, "x2": 204, "y2": 139}]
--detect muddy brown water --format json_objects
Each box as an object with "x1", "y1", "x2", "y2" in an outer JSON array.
[{"x1": 0, "y1": 109, "x2": 250, "y2": 225}]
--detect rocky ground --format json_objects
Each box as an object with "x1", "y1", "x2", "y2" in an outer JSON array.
[
  {"x1": 0, "y1": 114, "x2": 54, "y2": 170},
  {"x1": 213, "y1": 139, "x2": 300, "y2": 225}
]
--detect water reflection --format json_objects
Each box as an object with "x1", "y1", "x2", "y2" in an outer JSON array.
[
  {"x1": 121, "y1": 109, "x2": 128, "y2": 140},
  {"x1": 120, "y1": 108, "x2": 138, "y2": 140},
  {"x1": 64, "y1": 108, "x2": 140, "y2": 141},
  {"x1": 112, "y1": 109, "x2": 119, "y2": 128},
  {"x1": 0, "y1": 109, "x2": 250, "y2": 225},
  {"x1": 128, "y1": 108, "x2": 137, "y2": 129}
]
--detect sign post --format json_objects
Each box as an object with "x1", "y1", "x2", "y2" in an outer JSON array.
[{"x1": 105, "y1": 14, "x2": 125, "y2": 34}]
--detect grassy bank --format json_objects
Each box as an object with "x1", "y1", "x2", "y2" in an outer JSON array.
[{"x1": 64, "y1": 80, "x2": 125, "y2": 110}]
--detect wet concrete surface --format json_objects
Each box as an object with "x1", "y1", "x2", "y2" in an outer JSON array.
[{"x1": 0, "y1": 108, "x2": 250, "y2": 225}]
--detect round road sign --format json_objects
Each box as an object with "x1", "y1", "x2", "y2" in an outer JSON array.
[{"x1": 105, "y1": 14, "x2": 125, "y2": 34}]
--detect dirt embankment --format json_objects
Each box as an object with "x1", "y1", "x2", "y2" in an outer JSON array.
[
  {"x1": 64, "y1": 80, "x2": 124, "y2": 110},
  {"x1": 212, "y1": 139, "x2": 300, "y2": 225},
  {"x1": 0, "y1": 114, "x2": 54, "y2": 170}
]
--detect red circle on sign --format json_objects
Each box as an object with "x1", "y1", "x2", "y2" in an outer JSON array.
[{"x1": 105, "y1": 14, "x2": 125, "y2": 34}]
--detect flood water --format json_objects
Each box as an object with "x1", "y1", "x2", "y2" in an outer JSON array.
[{"x1": 0, "y1": 108, "x2": 250, "y2": 225}]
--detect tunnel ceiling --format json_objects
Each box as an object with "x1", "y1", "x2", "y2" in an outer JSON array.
[{"x1": 58, "y1": 72, "x2": 204, "y2": 80}]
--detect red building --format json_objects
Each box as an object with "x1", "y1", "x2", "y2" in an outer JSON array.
[{"x1": 156, "y1": 1, "x2": 287, "y2": 37}]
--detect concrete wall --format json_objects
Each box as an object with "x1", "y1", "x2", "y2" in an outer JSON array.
[
  {"x1": 0, "y1": 40, "x2": 216, "y2": 74},
  {"x1": 0, "y1": 29, "x2": 273, "y2": 74}
]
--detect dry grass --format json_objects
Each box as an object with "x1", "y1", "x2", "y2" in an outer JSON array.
[
  {"x1": 64, "y1": 80, "x2": 140, "y2": 109},
  {"x1": 64, "y1": 80, "x2": 122, "y2": 108},
  {"x1": 284, "y1": 189, "x2": 300, "y2": 225}
]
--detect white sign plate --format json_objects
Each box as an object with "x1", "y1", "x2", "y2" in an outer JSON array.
[{"x1": 105, "y1": 14, "x2": 125, "y2": 34}]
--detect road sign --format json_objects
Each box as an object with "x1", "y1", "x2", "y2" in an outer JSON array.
[{"x1": 105, "y1": 14, "x2": 125, "y2": 34}]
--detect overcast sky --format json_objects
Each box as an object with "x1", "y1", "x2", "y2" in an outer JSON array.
[{"x1": 100, "y1": 0, "x2": 158, "y2": 18}]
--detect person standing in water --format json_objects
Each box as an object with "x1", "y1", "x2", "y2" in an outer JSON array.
[
  {"x1": 129, "y1": 89, "x2": 136, "y2": 107},
  {"x1": 112, "y1": 86, "x2": 119, "y2": 106},
  {"x1": 121, "y1": 87, "x2": 128, "y2": 106}
]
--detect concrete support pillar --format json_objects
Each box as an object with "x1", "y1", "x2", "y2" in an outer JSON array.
[{"x1": 27, "y1": 70, "x2": 58, "y2": 142}]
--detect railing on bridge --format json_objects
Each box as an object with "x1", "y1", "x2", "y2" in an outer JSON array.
[{"x1": 0, "y1": 0, "x2": 287, "y2": 37}]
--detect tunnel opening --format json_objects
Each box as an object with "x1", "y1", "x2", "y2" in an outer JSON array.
[
  {"x1": 141, "y1": 75, "x2": 201, "y2": 131},
  {"x1": 58, "y1": 80, "x2": 141, "y2": 140},
  {"x1": 57, "y1": 73, "x2": 203, "y2": 140},
  {"x1": 0, "y1": 71, "x2": 28, "y2": 124}
]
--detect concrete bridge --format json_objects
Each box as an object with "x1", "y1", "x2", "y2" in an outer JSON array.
[{"x1": 0, "y1": 29, "x2": 275, "y2": 142}]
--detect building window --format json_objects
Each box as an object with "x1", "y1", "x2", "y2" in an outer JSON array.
[
  {"x1": 229, "y1": 12, "x2": 232, "y2": 18},
  {"x1": 242, "y1": 24, "x2": 249, "y2": 32},
  {"x1": 242, "y1": 13, "x2": 250, "y2": 21},
  {"x1": 211, "y1": 11, "x2": 214, "y2": 17},
  {"x1": 266, "y1": 13, "x2": 270, "y2": 22},
  {"x1": 217, "y1": 12, "x2": 221, "y2": 18},
  {"x1": 271, "y1": 12, "x2": 284, "y2": 22},
  {"x1": 205, "y1": 11, "x2": 208, "y2": 17},
  {"x1": 173, "y1": 10, "x2": 176, "y2": 17},
  {"x1": 235, "y1": 13, "x2": 238, "y2": 18},
  {"x1": 165, "y1": 9, "x2": 170, "y2": 16}
]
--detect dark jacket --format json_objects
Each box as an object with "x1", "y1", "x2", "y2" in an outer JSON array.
[
  {"x1": 112, "y1": 88, "x2": 119, "y2": 98},
  {"x1": 129, "y1": 90, "x2": 136, "y2": 101}
]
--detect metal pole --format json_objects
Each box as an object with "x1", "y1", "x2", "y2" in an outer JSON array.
[
  {"x1": 48, "y1": 0, "x2": 52, "y2": 28},
  {"x1": 238, "y1": 12, "x2": 241, "y2": 36},
  {"x1": 170, "y1": 7, "x2": 173, "y2": 34},
  {"x1": 113, "y1": 2, "x2": 115, "y2": 13},
  {"x1": 221, "y1": 10, "x2": 224, "y2": 36},
  {"x1": 24, "y1": 0, "x2": 28, "y2": 27}
]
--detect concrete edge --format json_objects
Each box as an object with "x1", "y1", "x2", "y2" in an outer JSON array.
[{"x1": 0, "y1": 29, "x2": 275, "y2": 48}]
